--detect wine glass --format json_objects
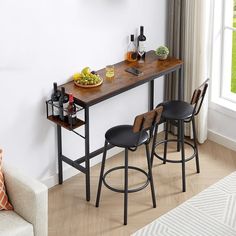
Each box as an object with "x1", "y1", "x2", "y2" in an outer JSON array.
[{"x1": 138, "y1": 45, "x2": 145, "y2": 63}]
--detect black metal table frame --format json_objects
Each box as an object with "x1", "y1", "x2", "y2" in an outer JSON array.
[{"x1": 56, "y1": 65, "x2": 184, "y2": 202}]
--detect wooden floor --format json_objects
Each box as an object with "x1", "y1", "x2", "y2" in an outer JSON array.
[{"x1": 48, "y1": 135, "x2": 236, "y2": 236}]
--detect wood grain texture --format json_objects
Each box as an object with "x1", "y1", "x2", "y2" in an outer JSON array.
[
  {"x1": 48, "y1": 134, "x2": 236, "y2": 236},
  {"x1": 47, "y1": 115, "x2": 85, "y2": 130},
  {"x1": 190, "y1": 79, "x2": 209, "y2": 106},
  {"x1": 133, "y1": 106, "x2": 163, "y2": 133},
  {"x1": 59, "y1": 51, "x2": 183, "y2": 107}
]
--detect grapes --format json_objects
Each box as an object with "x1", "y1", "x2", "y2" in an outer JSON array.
[{"x1": 73, "y1": 67, "x2": 102, "y2": 86}]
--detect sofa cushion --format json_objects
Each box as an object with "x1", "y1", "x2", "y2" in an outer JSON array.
[
  {"x1": 0, "y1": 149, "x2": 13, "y2": 210},
  {"x1": 0, "y1": 210, "x2": 34, "y2": 236}
]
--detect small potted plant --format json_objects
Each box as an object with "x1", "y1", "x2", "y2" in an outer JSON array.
[{"x1": 155, "y1": 46, "x2": 169, "y2": 60}]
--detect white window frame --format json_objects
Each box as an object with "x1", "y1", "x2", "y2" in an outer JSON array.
[
  {"x1": 210, "y1": 0, "x2": 236, "y2": 113},
  {"x1": 221, "y1": 0, "x2": 236, "y2": 102}
]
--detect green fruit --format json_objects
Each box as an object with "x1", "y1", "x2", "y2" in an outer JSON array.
[
  {"x1": 76, "y1": 68, "x2": 101, "y2": 86},
  {"x1": 81, "y1": 67, "x2": 91, "y2": 75}
]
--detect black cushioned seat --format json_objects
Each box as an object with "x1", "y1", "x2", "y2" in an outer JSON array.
[
  {"x1": 161, "y1": 101, "x2": 194, "y2": 120},
  {"x1": 105, "y1": 125, "x2": 149, "y2": 148}
]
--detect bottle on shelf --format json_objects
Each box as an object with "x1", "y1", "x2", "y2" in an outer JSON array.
[
  {"x1": 126, "y1": 34, "x2": 137, "y2": 62},
  {"x1": 58, "y1": 87, "x2": 69, "y2": 121},
  {"x1": 67, "y1": 93, "x2": 77, "y2": 126},
  {"x1": 51, "y1": 82, "x2": 61, "y2": 117},
  {"x1": 137, "y1": 26, "x2": 146, "y2": 61}
]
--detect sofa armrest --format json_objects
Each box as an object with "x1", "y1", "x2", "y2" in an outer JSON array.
[{"x1": 3, "y1": 165, "x2": 48, "y2": 236}]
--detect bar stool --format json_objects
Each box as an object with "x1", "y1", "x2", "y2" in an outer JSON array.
[
  {"x1": 95, "y1": 107, "x2": 163, "y2": 225},
  {"x1": 151, "y1": 79, "x2": 209, "y2": 192}
]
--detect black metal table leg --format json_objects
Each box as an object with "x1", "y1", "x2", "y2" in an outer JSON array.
[
  {"x1": 178, "y1": 65, "x2": 184, "y2": 101},
  {"x1": 57, "y1": 125, "x2": 63, "y2": 184},
  {"x1": 149, "y1": 80, "x2": 154, "y2": 111},
  {"x1": 85, "y1": 106, "x2": 90, "y2": 201}
]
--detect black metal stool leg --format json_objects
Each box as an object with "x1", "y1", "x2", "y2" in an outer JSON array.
[
  {"x1": 177, "y1": 120, "x2": 181, "y2": 152},
  {"x1": 124, "y1": 148, "x2": 128, "y2": 225},
  {"x1": 192, "y1": 118, "x2": 200, "y2": 173},
  {"x1": 95, "y1": 140, "x2": 108, "y2": 207},
  {"x1": 180, "y1": 120, "x2": 186, "y2": 192},
  {"x1": 145, "y1": 143, "x2": 156, "y2": 208},
  {"x1": 151, "y1": 125, "x2": 159, "y2": 167},
  {"x1": 163, "y1": 121, "x2": 169, "y2": 164}
]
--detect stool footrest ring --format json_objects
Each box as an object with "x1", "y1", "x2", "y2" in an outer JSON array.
[
  {"x1": 154, "y1": 139, "x2": 196, "y2": 163},
  {"x1": 102, "y1": 166, "x2": 149, "y2": 193}
]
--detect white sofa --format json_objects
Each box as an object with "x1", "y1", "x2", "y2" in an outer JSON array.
[{"x1": 0, "y1": 165, "x2": 48, "y2": 236}]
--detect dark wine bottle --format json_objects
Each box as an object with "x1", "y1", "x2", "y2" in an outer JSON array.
[
  {"x1": 137, "y1": 26, "x2": 146, "y2": 60},
  {"x1": 67, "y1": 93, "x2": 77, "y2": 126},
  {"x1": 59, "y1": 87, "x2": 69, "y2": 121},
  {"x1": 51, "y1": 82, "x2": 61, "y2": 117}
]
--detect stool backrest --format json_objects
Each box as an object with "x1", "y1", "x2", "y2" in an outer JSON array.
[
  {"x1": 132, "y1": 106, "x2": 163, "y2": 133},
  {"x1": 190, "y1": 79, "x2": 209, "y2": 116}
]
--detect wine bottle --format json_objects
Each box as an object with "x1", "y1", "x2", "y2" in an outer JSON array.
[
  {"x1": 137, "y1": 26, "x2": 146, "y2": 60},
  {"x1": 51, "y1": 82, "x2": 61, "y2": 117},
  {"x1": 59, "y1": 87, "x2": 69, "y2": 121},
  {"x1": 67, "y1": 93, "x2": 77, "y2": 126},
  {"x1": 126, "y1": 34, "x2": 137, "y2": 62}
]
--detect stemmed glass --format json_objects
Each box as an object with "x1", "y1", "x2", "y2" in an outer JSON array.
[{"x1": 138, "y1": 45, "x2": 145, "y2": 63}]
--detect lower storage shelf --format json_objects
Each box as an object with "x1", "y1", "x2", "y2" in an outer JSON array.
[{"x1": 47, "y1": 115, "x2": 85, "y2": 131}]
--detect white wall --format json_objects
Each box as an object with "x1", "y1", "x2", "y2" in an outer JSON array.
[
  {"x1": 0, "y1": 0, "x2": 167, "y2": 185},
  {"x1": 208, "y1": 104, "x2": 236, "y2": 152}
]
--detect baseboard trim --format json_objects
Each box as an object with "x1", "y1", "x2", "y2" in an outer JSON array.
[{"x1": 208, "y1": 129, "x2": 236, "y2": 152}]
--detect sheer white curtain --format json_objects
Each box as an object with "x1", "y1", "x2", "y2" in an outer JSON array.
[
  {"x1": 167, "y1": 0, "x2": 212, "y2": 143},
  {"x1": 184, "y1": 0, "x2": 212, "y2": 143}
]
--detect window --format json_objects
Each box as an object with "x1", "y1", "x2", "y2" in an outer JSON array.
[{"x1": 221, "y1": 0, "x2": 236, "y2": 102}]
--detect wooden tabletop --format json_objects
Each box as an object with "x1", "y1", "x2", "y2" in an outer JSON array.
[{"x1": 59, "y1": 50, "x2": 183, "y2": 107}]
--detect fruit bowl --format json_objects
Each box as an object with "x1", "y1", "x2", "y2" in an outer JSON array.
[
  {"x1": 72, "y1": 67, "x2": 103, "y2": 88},
  {"x1": 74, "y1": 77, "x2": 103, "y2": 88}
]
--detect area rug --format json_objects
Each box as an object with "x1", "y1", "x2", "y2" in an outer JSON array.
[{"x1": 132, "y1": 172, "x2": 236, "y2": 236}]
